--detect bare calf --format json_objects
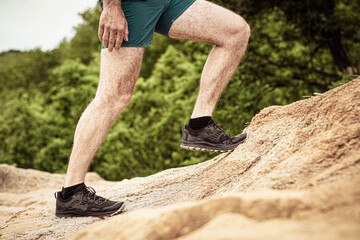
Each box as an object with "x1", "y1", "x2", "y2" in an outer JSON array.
[
  {"x1": 169, "y1": 0, "x2": 250, "y2": 118},
  {"x1": 64, "y1": 47, "x2": 144, "y2": 187}
]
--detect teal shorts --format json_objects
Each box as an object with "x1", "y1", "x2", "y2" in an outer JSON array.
[{"x1": 99, "y1": 0, "x2": 196, "y2": 47}]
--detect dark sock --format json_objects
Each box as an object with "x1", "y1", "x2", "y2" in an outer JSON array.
[
  {"x1": 188, "y1": 116, "x2": 212, "y2": 130},
  {"x1": 61, "y1": 183, "x2": 85, "y2": 199}
]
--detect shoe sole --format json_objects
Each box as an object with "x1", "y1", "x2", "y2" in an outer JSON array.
[
  {"x1": 55, "y1": 202, "x2": 126, "y2": 218},
  {"x1": 180, "y1": 133, "x2": 248, "y2": 153}
]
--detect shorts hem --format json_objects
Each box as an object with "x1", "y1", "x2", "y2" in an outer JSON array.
[
  {"x1": 165, "y1": 0, "x2": 197, "y2": 37},
  {"x1": 121, "y1": 43, "x2": 152, "y2": 47},
  {"x1": 101, "y1": 42, "x2": 152, "y2": 49}
]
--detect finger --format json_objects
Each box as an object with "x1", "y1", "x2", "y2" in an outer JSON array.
[
  {"x1": 116, "y1": 32, "x2": 124, "y2": 49},
  {"x1": 108, "y1": 30, "x2": 116, "y2": 52},
  {"x1": 103, "y1": 28, "x2": 110, "y2": 48},
  {"x1": 124, "y1": 21, "x2": 129, "y2": 42},
  {"x1": 114, "y1": 31, "x2": 122, "y2": 51},
  {"x1": 98, "y1": 24, "x2": 104, "y2": 41}
]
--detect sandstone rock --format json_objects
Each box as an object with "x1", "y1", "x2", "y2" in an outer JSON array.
[{"x1": 1, "y1": 78, "x2": 359, "y2": 240}]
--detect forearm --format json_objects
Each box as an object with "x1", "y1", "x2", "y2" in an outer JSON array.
[{"x1": 103, "y1": 0, "x2": 122, "y2": 8}]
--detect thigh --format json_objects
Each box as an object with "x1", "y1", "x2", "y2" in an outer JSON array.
[
  {"x1": 96, "y1": 47, "x2": 145, "y2": 99},
  {"x1": 168, "y1": 0, "x2": 247, "y2": 46}
]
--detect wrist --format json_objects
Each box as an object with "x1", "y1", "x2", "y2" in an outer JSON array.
[{"x1": 103, "y1": 0, "x2": 122, "y2": 8}]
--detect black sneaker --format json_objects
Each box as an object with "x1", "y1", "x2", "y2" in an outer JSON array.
[
  {"x1": 55, "y1": 185, "x2": 125, "y2": 218},
  {"x1": 180, "y1": 119, "x2": 248, "y2": 153}
]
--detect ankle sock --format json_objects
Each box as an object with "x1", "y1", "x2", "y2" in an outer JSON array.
[
  {"x1": 61, "y1": 183, "x2": 85, "y2": 199},
  {"x1": 188, "y1": 116, "x2": 212, "y2": 130}
]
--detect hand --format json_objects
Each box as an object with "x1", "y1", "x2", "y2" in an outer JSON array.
[{"x1": 98, "y1": 5, "x2": 129, "y2": 52}]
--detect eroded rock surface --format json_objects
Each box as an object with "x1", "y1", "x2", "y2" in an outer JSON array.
[{"x1": 1, "y1": 78, "x2": 359, "y2": 240}]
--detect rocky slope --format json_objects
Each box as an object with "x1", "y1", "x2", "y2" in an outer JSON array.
[{"x1": 1, "y1": 77, "x2": 359, "y2": 240}]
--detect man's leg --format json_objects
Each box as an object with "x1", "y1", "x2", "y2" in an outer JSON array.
[
  {"x1": 169, "y1": 0, "x2": 250, "y2": 152},
  {"x1": 168, "y1": 0, "x2": 250, "y2": 118},
  {"x1": 55, "y1": 47, "x2": 144, "y2": 217},
  {"x1": 64, "y1": 47, "x2": 144, "y2": 187}
]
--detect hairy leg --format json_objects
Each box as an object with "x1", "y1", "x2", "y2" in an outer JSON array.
[
  {"x1": 168, "y1": 0, "x2": 250, "y2": 118},
  {"x1": 64, "y1": 47, "x2": 144, "y2": 187}
]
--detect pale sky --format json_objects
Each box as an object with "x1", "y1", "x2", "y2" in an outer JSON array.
[{"x1": 0, "y1": 0, "x2": 97, "y2": 52}]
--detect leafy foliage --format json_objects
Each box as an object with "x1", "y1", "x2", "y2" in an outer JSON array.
[{"x1": 0, "y1": 1, "x2": 358, "y2": 180}]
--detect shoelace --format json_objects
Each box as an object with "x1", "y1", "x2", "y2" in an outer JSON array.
[
  {"x1": 209, "y1": 121, "x2": 232, "y2": 139},
  {"x1": 83, "y1": 186, "x2": 107, "y2": 204}
]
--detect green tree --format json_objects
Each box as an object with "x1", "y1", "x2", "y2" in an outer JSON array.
[
  {"x1": 1, "y1": 1, "x2": 358, "y2": 180},
  {"x1": 212, "y1": 0, "x2": 360, "y2": 73}
]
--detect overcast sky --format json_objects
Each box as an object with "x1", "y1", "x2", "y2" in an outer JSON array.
[{"x1": 0, "y1": 0, "x2": 97, "y2": 52}]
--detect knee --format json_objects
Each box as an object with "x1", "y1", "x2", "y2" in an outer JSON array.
[
  {"x1": 242, "y1": 21, "x2": 251, "y2": 41},
  {"x1": 225, "y1": 18, "x2": 251, "y2": 49},
  {"x1": 94, "y1": 93, "x2": 133, "y2": 114}
]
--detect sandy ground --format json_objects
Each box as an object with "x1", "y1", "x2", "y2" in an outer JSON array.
[{"x1": 1, "y1": 77, "x2": 359, "y2": 240}]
